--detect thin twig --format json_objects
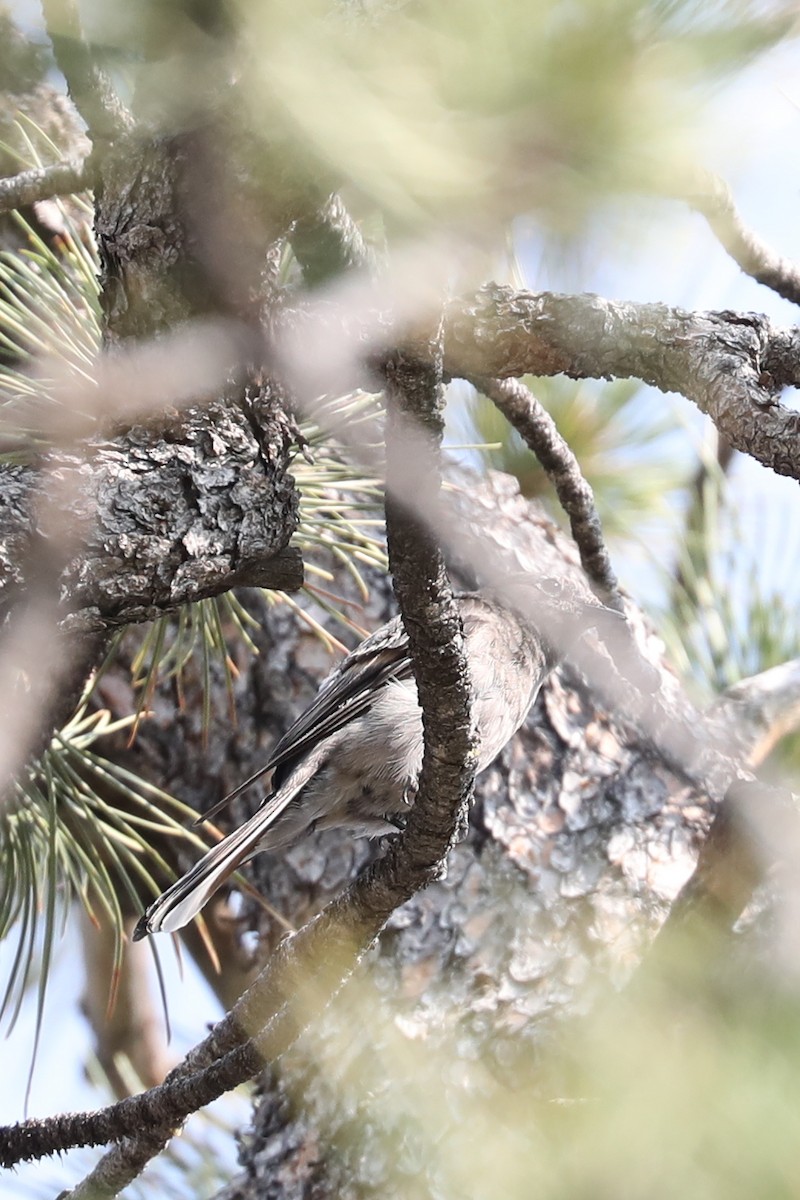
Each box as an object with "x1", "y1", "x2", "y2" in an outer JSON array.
[
  {"x1": 63, "y1": 1126, "x2": 174, "y2": 1200},
  {"x1": 0, "y1": 158, "x2": 90, "y2": 214},
  {"x1": 470, "y1": 374, "x2": 621, "y2": 606},
  {"x1": 686, "y1": 171, "x2": 800, "y2": 307}
]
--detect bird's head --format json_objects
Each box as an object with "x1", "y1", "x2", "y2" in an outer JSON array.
[{"x1": 494, "y1": 571, "x2": 626, "y2": 664}]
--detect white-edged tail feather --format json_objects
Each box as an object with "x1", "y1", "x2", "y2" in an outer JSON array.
[{"x1": 133, "y1": 786, "x2": 300, "y2": 939}]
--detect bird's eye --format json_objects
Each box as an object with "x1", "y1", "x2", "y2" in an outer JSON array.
[{"x1": 539, "y1": 578, "x2": 561, "y2": 598}]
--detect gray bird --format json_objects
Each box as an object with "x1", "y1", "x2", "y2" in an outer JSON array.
[{"x1": 133, "y1": 578, "x2": 622, "y2": 939}]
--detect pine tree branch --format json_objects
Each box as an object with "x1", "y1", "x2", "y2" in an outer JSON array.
[
  {"x1": 41, "y1": 0, "x2": 131, "y2": 145},
  {"x1": 441, "y1": 286, "x2": 800, "y2": 482},
  {"x1": 685, "y1": 171, "x2": 800, "y2": 307},
  {"x1": 469, "y1": 374, "x2": 621, "y2": 605},
  {"x1": 0, "y1": 158, "x2": 90, "y2": 214},
  {"x1": 277, "y1": 283, "x2": 800, "y2": 482},
  {"x1": 0, "y1": 393, "x2": 303, "y2": 636},
  {"x1": 63, "y1": 1126, "x2": 174, "y2": 1200}
]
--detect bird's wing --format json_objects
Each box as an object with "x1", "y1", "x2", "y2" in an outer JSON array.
[
  {"x1": 267, "y1": 596, "x2": 495, "y2": 783},
  {"x1": 196, "y1": 615, "x2": 413, "y2": 825},
  {"x1": 269, "y1": 621, "x2": 414, "y2": 785}
]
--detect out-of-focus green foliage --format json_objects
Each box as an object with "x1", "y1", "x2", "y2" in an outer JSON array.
[
  {"x1": 667, "y1": 494, "x2": 800, "y2": 696},
  {"x1": 0, "y1": 122, "x2": 99, "y2": 442},
  {"x1": 250, "y1": 908, "x2": 800, "y2": 1200},
  {"x1": 74, "y1": 0, "x2": 792, "y2": 233}
]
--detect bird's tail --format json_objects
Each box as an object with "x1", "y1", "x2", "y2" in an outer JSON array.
[{"x1": 133, "y1": 786, "x2": 299, "y2": 939}]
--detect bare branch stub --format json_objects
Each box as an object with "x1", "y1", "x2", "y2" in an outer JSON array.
[{"x1": 710, "y1": 658, "x2": 800, "y2": 769}]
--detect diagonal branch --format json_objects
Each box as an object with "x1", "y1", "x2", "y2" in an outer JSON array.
[
  {"x1": 686, "y1": 171, "x2": 800, "y2": 307},
  {"x1": 41, "y1": 0, "x2": 131, "y2": 145},
  {"x1": 469, "y1": 374, "x2": 621, "y2": 605},
  {"x1": 0, "y1": 158, "x2": 90, "y2": 214}
]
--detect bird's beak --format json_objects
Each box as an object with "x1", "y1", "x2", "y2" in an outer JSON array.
[
  {"x1": 577, "y1": 595, "x2": 661, "y2": 695},
  {"x1": 583, "y1": 596, "x2": 626, "y2": 637}
]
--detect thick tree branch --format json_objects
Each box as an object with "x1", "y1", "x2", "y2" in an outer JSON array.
[
  {"x1": 283, "y1": 194, "x2": 800, "y2": 490},
  {"x1": 277, "y1": 283, "x2": 800, "y2": 482},
  {"x1": 686, "y1": 172, "x2": 800, "y2": 307},
  {"x1": 469, "y1": 374, "x2": 621, "y2": 604},
  {"x1": 0, "y1": 158, "x2": 90, "y2": 214},
  {"x1": 442, "y1": 286, "x2": 800, "y2": 481},
  {"x1": 0, "y1": 392, "x2": 302, "y2": 634}
]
